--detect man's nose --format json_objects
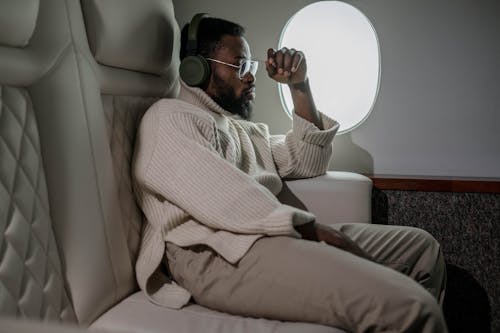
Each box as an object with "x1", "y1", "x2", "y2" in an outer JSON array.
[{"x1": 242, "y1": 71, "x2": 256, "y2": 83}]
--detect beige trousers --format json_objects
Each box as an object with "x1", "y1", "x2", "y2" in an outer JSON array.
[{"x1": 165, "y1": 223, "x2": 448, "y2": 333}]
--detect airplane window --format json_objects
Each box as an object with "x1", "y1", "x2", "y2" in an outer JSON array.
[{"x1": 279, "y1": 1, "x2": 380, "y2": 134}]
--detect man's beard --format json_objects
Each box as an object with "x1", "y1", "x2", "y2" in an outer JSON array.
[{"x1": 211, "y1": 72, "x2": 254, "y2": 120}]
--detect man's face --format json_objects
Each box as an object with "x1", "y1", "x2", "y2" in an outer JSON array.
[{"x1": 205, "y1": 35, "x2": 256, "y2": 120}]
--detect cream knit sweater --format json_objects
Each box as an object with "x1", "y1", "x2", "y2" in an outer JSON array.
[{"x1": 132, "y1": 80, "x2": 339, "y2": 308}]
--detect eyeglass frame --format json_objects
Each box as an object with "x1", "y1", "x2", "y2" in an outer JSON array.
[{"x1": 205, "y1": 57, "x2": 259, "y2": 80}]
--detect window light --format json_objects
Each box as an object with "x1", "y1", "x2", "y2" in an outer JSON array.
[{"x1": 279, "y1": 1, "x2": 380, "y2": 133}]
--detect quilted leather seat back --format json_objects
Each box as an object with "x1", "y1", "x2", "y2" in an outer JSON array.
[
  {"x1": 1, "y1": 0, "x2": 180, "y2": 325},
  {"x1": 61, "y1": 0, "x2": 179, "y2": 324},
  {"x1": 1, "y1": 0, "x2": 128, "y2": 325},
  {"x1": 0, "y1": 1, "x2": 76, "y2": 323},
  {"x1": 32, "y1": 0, "x2": 180, "y2": 325},
  {"x1": 79, "y1": 0, "x2": 181, "y2": 267}
]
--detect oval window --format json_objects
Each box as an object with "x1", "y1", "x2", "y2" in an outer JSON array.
[{"x1": 279, "y1": 1, "x2": 380, "y2": 134}]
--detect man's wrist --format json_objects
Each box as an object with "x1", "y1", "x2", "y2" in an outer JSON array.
[
  {"x1": 295, "y1": 221, "x2": 318, "y2": 241},
  {"x1": 288, "y1": 78, "x2": 309, "y2": 92}
]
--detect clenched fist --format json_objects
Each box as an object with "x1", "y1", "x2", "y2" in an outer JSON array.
[{"x1": 266, "y1": 47, "x2": 307, "y2": 85}]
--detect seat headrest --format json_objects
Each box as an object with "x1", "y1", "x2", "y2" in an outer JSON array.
[
  {"x1": 0, "y1": 0, "x2": 40, "y2": 47},
  {"x1": 81, "y1": 0, "x2": 179, "y2": 76}
]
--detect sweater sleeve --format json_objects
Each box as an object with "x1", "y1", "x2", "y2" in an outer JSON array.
[
  {"x1": 137, "y1": 108, "x2": 314, "y2": 237},
  {"x1": 270, "y1": 112, "x2": 339, "y2": 179}
]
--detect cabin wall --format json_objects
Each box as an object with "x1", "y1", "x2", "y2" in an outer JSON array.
[{"x1": 172, "y1": 0, "x2": 500, "y2": 178}]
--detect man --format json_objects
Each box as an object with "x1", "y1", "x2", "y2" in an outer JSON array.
[{"x1": 132, "y1": 15, "x2": 448, "y2": 333}]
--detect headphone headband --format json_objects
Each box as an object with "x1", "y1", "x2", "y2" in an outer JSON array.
[{"x1": 186, "y1": 13, "x2": 209, "y2": 56}]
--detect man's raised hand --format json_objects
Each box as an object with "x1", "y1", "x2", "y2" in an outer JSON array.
[{"x1": 266, "y1": 47, "x2": 307, "y2": 85}]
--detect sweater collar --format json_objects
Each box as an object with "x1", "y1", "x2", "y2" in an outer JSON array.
[{"x1": 178, "y1": 79, "x2": 236, "y2": 118}]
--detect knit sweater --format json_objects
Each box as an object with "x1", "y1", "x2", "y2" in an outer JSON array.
[{"x1": 132, "y1": 80, "x2": 339, "y2": 308}]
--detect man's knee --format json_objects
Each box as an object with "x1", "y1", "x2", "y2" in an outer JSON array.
[
  {"x1": 405, "y1": 226, "x2": 443, "y2": 263},
  {"x1": 412, "y1": 227, "x2": 444, "y2": 264},
  {"x1": 403, "y1": 226, "x2": 447, "y2": 301},
  {"x1": 421, "y1": 229, "x2": 440, "y2": 247}
]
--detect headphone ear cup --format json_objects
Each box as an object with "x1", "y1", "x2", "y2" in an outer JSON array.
[{"x1": 179, "y1": 55, "x2": 210, "y2": 87}]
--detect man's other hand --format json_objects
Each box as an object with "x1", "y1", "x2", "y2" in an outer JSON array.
[
  {"x1": 266, "y1": 47, "x2": 307, "y2": 85},
  {"x1": 295, "y1": 222, "x2": 373, "y2": 261}
]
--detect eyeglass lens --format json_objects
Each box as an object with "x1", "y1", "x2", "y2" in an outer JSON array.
[{"x1": 239, "y1": 60, "x2": 259, "y2": 79}]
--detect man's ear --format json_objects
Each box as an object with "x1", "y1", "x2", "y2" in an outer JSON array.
[
  {"x1": 202, "y1": 68, "x2": 215, "y2": 95},
  {"x1": 200, "y1": 70, "x2": 214, "y2": 91}
]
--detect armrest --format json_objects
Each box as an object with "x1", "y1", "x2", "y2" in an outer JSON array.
[{"x1": 277, "y1": 171, "x2": 372, "y2": 225}]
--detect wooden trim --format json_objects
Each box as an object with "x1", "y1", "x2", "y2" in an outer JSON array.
[{"x1": 367, "y1": 175, "x2": 500, "y2": 193}]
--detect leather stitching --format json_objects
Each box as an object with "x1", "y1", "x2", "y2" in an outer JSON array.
[{"x1": 0, "y1": 85, "x2": 75, "y2": 321}]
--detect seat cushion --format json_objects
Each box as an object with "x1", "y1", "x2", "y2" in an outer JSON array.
[{"x1": 91, "y1": 292, "x2": 346, "y2": 333}]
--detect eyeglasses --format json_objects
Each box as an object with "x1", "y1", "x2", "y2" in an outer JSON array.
[{"x1": 205, "y1": 58, "x2": 259, "y2": 80}]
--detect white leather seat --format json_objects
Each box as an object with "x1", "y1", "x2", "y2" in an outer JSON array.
[
  {"x1": 0, "y1": 0, "x2": 371, "y2": 332},
  {"x1": 92, "y1": 292, "x2": 344, "y2": 333}
]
